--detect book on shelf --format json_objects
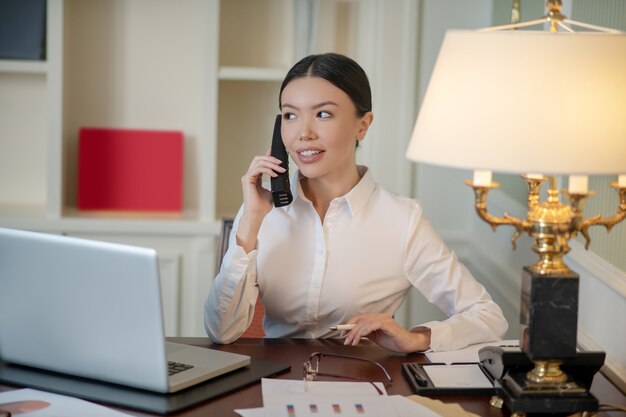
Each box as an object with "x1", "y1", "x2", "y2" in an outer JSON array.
[{"x1": 78, "y1": 128, "x2": 184, "y2": 212}]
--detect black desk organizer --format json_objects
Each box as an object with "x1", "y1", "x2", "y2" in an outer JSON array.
[{"x1": 402, "y1": 361, "x2": 496, "y2": 396}]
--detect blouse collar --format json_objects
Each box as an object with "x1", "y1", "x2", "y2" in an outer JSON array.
[{"x1": 291, "y1": 165, "x2": 376, "y2": 217}]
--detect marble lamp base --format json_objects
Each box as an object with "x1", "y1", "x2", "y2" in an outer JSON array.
[
  {"x1": 520, "y1": 266, "x2": 579, "y2": 359},
  {"x1": 489, "y1": 266, "x2": 606, "y2": 416}
]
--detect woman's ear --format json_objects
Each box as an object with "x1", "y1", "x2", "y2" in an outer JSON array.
[{"x1": 356, "y1": 112, "x2": 374, "y2": 141}]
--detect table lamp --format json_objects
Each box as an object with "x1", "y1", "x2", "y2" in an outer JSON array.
[{"x1": 406, "y1": 1, "x2": 626, "y2": 415}]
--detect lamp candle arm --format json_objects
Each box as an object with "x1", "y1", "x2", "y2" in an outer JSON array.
[
  {"x1": 578, "y1": 184, "x2": 626, "y2": 249},
  {"x1": 465, "y1": 180, "x2": 529, "y2": 250},
  {"x1": 466, "y1": 175, "x2": 626, "y2": 275},
  {"x1": 524, "y1": 175, "x2": 546, "y2": 211}
]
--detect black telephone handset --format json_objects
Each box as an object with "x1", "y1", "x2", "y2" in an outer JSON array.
[
  {"x1": 270, "y1": 115, "x2": 293, "y2": 207},
  {"x1": 479, "y1": 346, "x2": 531, "y2": 380}
]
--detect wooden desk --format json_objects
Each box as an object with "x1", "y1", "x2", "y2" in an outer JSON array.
[{"x1": 1, "y1": 338, "x2": 624, "y2": 417}]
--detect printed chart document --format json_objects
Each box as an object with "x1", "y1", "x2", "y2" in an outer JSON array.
[
  {"x1": 234, "y1": 378, "x2": 443, "y2": 417},
  {"x1": 260, "y1": 378, "x2": 390, "y2": 416},
  {"x1": 237, "y1": 395, "x2": 395, "y2": 417},
  {"x1": 0, "y1": 389, "x2": 133, "y2": 417}
]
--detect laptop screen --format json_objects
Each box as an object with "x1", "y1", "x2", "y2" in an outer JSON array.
[{"x1": 0, "y1": 228, "x2": 170, "y2": 392}]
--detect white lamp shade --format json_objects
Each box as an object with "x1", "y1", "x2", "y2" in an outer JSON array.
[{"x1": 407, "y1": 30, "x2": 626, "y2": 175}]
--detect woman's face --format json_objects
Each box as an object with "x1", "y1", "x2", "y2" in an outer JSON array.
[{"x1": 280, "y1": 76, "x2": 372, "y2": 183}]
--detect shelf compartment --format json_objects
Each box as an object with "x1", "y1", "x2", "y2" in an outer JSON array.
[
  {"x1": 219, "y1": 0, "x2": 293, "y2": 68},
  {"x1": 62, "y1": 0, "x2": 211, "y2": 217}
]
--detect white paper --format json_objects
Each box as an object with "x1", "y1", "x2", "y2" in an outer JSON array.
[
  {"x1": 423, "y1": 364, "x2": 493, "y2": 388},
  {"x1": 261, "y1": 378, "x2": 386, "y2": 406},
  {"x1": 235, "y1": 407, "x2": 272, "y2": 417},
  {"x1": 236, "y1": 395, "x2": 443, "y2": 417},
  {"x1": 425, "y1": 339, "x2": 518, "y2": 364},
  {"x1": 0, "y1": 389, "x2": 133, "y2": 417},
  {"x1": 389, "y1": 395, "x2": 442, "y2": 417},
  {"x1": 256, "y1": 379, "x2": 400, "y2": 417},
  {"x1": 252, "y1": 379, "x2": 446, "y2": 417}
]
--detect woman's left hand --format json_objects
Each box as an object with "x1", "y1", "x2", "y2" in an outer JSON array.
[{"x1": 342, "y1": 313, "x2": 431, "y2": 353}]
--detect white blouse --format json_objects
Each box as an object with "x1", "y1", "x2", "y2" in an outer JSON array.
[{"x1": 204, "y1": 166, "x2": 508, "y2": 351}]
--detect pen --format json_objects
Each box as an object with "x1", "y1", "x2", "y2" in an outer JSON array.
[
  {"x1": 408, "y1": 363, "x2": 429, "y2": 387},
  {"x1": 329, "y1": 324, "x2": 356, "y2": 331}
]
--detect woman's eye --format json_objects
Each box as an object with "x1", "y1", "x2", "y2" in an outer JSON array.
[
  {"x1": 317, "y1": 111, "x2": 331, "y2": 119},
  {"x1": 283, "y1": 112, "x2": 296, "y2": 120}
]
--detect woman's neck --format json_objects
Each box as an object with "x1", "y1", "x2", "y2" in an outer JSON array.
[{"x1": 301, "y1": 165, "x2": 361, "y2": 221}]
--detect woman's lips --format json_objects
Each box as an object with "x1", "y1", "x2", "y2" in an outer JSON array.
[{"x1": 296, "y1": 148, "x2": 325, "y2": 163}]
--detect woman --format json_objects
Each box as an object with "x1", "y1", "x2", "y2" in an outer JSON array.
[{"x1": 205, "y1": 53, "x2": 508, "y2": 353}]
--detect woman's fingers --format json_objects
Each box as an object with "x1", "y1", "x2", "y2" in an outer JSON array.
[
  {"x1": 343, "y1": 315, "x2": 387, "y2": 346},
  {"x1": 341, "y1": 313, "x2": 408, "y2": 348},
  {"x1": 243, "y1": 156, "x2": 285, "y2": 182},
  {"x1": 340, "y1": 313, "x2": 431, "y2": 353},
  {"x1": 239, "y1": 152, "x2": 291, "y2": 216},
  {"x1": 347, "y1": 323, "x2": 379, "y2": 346}
]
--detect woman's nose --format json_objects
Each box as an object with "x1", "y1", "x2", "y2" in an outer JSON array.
[{"x1": 299, "y1": 122, "x2": 317, "y2": 141}]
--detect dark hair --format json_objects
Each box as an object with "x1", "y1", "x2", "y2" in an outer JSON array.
[{"x1": 279, "y1": 53, "x2": 372, "y2": 117}]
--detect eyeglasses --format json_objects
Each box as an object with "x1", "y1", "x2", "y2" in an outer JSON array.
[{"x1": 303, "y1": 352, "x2": 393, "y2": 395}]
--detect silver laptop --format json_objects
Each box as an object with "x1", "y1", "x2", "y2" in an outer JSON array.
[{"x1": 0, "y1": 227, "x2": 250, "y2": 393}]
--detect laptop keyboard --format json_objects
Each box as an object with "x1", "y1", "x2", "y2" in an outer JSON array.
[{"x1": 168, "y1": 361, "x2": 194, "y2": 376}]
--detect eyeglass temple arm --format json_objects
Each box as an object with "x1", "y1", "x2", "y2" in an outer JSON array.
[{"x1": 310, "y1": 352, "x2": 393, "y2": 384}]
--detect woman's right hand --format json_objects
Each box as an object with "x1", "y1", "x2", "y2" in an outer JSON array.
[
  {"x1": 241, "y1": 148, "x2": 286, "y2": 216},
  {"x1": 236, "y1": 149, "x2": 286, "y2": 253}
]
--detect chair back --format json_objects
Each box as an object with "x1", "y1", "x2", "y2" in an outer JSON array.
[{"x1": 216, "y1": 218, "x2": 265, "y2": 338}]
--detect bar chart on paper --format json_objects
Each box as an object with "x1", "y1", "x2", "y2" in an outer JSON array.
[
  {"x1": 281, "y1": 399, "x2": 389, "y2": 416},
  {"x1": 233, "y1": 379, "x2": 443, "y2": 417}
]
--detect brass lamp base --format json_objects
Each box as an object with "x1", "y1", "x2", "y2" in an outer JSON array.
[{"x1": 527, "y1": 360, "x2": 567, "y2": 384}]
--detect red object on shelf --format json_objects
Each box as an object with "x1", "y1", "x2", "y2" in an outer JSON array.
[{"x1": 78, "y1": 128, "x2": 184, "y2": 212}]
